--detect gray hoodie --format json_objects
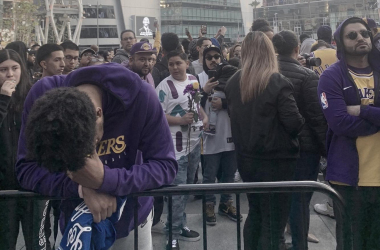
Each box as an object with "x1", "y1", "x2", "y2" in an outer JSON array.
[
  {"x1": 300, "y1": 38, "x2": 316, "y2": 54},
  {"x1": 112, "y1": 49, "x2": 130, "y2": 64}
]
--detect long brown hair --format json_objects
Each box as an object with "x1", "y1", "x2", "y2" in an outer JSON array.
[
  {"x1": 0, "y1": 49, "x2": 31, "y2": 112},
  {"x1": 240, "y1": 31, "x2": 278, "y2": 103},
  {"x1": 229, "y1": 43, "x2": 241, "y2": 58}
]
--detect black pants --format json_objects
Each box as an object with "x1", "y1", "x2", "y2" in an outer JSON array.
[
  {"x1": 289, "y1": 152, "x2": 320, "y2": 250},
  {"x1": 0, "y1": 199, "x2": 48, "y2": 250},
  {"x1": 237, "y1": 156, "x2": 296, "y2": 250},
  {"x1": 331, "y1": 184, "x2": 380, "y2": 250}
]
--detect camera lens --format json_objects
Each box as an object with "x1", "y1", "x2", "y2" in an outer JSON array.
[{"x1": 309, "y1": 58, "x2": 322, "y2": 67}]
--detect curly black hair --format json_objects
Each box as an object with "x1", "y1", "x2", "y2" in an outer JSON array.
[
  {"x1": 251, "y1": 19, "x2": 273, "y2": 33},
  {"x1": 161, "y1": 32, "x2": 180, "y2": 53},
  {"x1": 273, "y1": 30, "x2": 299, "y2": 56},
  {"x1": 26, "y1": 87, "x2": 97, "y2": 172}
]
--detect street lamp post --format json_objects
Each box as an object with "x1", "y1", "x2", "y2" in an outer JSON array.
[
  {"x1": 274, "y1": 13, "x2": 278, "y2": 33},
  {"x1": 97, "y1": 1, "x2": 99, "y2": 46}
]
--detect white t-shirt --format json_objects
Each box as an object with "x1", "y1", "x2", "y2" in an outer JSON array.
[
  {"x1": 198, "y1": 71, "x2": 235, "y2": 154},
  {"x1": 156, "y1": 74, "x2": 203, "y2": 160},
  {"x1": 191, "y1": 60, "x2": 204, "y2": 75}
]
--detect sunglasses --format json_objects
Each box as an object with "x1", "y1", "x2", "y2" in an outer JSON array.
[
  {"x1": 205, "y1": 54, "x2": 221, "y2": 61},
  {"x1": 346, "y1": 30, "x2": 371, "y2": 40}
]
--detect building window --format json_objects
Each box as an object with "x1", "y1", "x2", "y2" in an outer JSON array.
[
  {"x1": 79, "y1": 26, "x2": 118, "y2": 38},
  {"x1": 83, "y1": 6, "x2": 115, "y2": 19}
]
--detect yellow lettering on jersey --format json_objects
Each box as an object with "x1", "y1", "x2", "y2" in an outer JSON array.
[
  {"x1": 106, "y1": 138, "x2": 116, "y2": 155},
  {"x1": 97, "y1": 140, "x2": 108, "y2": 156},
  {"x1": 114, "y1": 136, "x2": 127, "y2": 154},
  {"x1": 97, "y1": 136, "x2": 127, "y2": 155}
]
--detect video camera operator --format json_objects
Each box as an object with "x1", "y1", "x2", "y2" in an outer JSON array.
[{"x1": 298, "y1": 40, "x2": 338, "y2": 76}]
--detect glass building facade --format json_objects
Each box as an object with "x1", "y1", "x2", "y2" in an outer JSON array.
[
  {"x1": 256, "y1": 0, "x2": 379, "y2": 37},
  {"x1": 160, "y1": 0, "x2": 244, "y2": 43}
]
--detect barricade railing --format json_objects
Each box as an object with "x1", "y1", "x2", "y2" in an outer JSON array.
[{"x1": 0, "y1": 181, "x2": 350, "y2": 250}]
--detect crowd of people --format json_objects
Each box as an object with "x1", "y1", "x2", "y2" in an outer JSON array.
[{"x1": 0, "y1": 15, "x2": 380, "y2": 250}]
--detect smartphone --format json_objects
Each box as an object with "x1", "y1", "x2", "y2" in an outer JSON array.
[
  {"x1": 185, "y1": 28, "x2": 189, "y2": 33},
  {"x1": 208, "y1": 69, "x2": 216, "y2": 79},
  {"x1": 201, "y1": 25, "x2": 207, "y2": 35}
]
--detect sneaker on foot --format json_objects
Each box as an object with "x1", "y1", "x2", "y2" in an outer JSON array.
[
  {"x1": 166, "y1": 239, "x2": 180, "y2": 250},
  {"x1": 218, "y1": 201, "x2": 243, "y2": 222},
  {"x1": 307, "y1": 233, "x2": 319, "y2": 243},
  {"x1": 234, "y1": 171, "x2": 242, "y2": 182},
  {"x1": 179, "y1": 226, "x2": 200, "y2": 242},
  {"x1": 314, "y1": 202, "x2": 334, "y2": 218},
  {"x1": 206, "y1": 202, "x2": 217, "y2": 226},
  {"x1": 151, "y1": 219, "x2": 166, "y2": 234}
]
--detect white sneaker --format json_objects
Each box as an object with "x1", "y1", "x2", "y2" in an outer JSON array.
[
  {"x1": 151, "y1": 219, "x2": 166, "y2": 234},
  {"x1": 166, "y1": 239, "x2": 179, "y2": 250},
  {"x1": 234, "y1": 171, "x2": 242, "y2": 183},
  {"x1": 314, "y1": 202, "x2": 334, "y2": 218}
]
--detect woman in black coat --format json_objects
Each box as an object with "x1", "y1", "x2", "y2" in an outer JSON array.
[
  {"x1": 272, "y1": 30, "x2": 328, "y2": 250},
  {"x1": 0, "y1": 49, "x2": 45, "y2": 250},
  {"x1": 225, "y1": 31, "x2": 304, "y2": 250}
]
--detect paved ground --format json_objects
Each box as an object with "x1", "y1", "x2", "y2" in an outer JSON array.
[{"x1": 16, "y1": 175, "x2": 337, "y2": 250}]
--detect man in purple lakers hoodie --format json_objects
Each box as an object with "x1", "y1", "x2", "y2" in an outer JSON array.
[
  {"x1": 16, "y1": 63, "x2": 178, "y2": 250},
  {"x1": 317, "y1": 17, "x2": 380, "y2": 250}
]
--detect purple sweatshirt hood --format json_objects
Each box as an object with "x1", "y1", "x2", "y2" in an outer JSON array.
[
  {"x1": 63, "y1": 63, "x2": 142, "y2": 110},
  {"x1": 317, "y1": 17, "x2": 380, "y2": 186},
  {"x1": 16, "y1": 63, "x2": 177, "y2": 239}
]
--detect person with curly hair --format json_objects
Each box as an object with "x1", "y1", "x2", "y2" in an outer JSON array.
[
  {"x1": 16, "y1": 63, "x2": 178, "y2": 250},
  {"x1": 25, "y1": 87, "x2": 97, "y2": 173},
  {"x1": 251, "y1": 19, "x2": 274, "y2": 40}
]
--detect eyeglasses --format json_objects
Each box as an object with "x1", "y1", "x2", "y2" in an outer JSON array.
[
  {"x1": 65, "y1": 55, "x2": 79, "y2": 61},
  {"x1": 83, "y1": 53, "x2": 94, "y2": 57},
  {"x1": 205, "y1": 54, "x2": 221, "y2": 61},
  {"x1": 346, "y1": 30, "x2": 371, "y2": 40},
  {"x1": 90, "y1": 56, "x2": 104, "y2": 62}
]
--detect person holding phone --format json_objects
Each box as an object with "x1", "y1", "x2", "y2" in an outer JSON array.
[{"x1": 198, "y1": 45, "x2": 241, "y2": 225}]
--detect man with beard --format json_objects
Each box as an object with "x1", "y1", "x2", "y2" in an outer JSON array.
[
  {"x1": 122, "y1": 42, "x2": 156, "y2": 88},
  {"x1": 318, "y1": 17, "x2": 380, "y2": 250},
  {"x1": 198, "y1": 45, "x2": 241, "y2": 225},
  {"x1": 61, "y1": 41, "x2": 79, "y2": 75}
]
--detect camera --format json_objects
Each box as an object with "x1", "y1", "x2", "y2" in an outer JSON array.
[{"x1": 301, "y1": 54, "x2": 321, "y2": 68}]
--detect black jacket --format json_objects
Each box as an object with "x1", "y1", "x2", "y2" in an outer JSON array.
[
  {"x1": 278, "y1": 55, "x2": 327, "y2": 156},
  {"x1": 152, "y1": 55, "x2": 196, "y2": 87},
  {"x1": 200, "y1": 64, "x2": 237, "y2": 109},
  {"x1": 225, "y1": 71, "x2": 304, "y2": 159},
  {"x1": 0, "y1": 95, "x2": 22, "y2": 190}
]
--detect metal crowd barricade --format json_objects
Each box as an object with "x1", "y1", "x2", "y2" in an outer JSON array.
[
  {"x1": 131, "y1": 181, "x2": 349, "y2": 250},
  {"x1": 0, "y1": 181, "x2": 350, "y2": 250}
]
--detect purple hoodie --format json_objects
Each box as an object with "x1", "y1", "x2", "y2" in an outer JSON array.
[
  {"x1": 317, "y1": 17, "x2": 380, "y2": 186},
  {"x1": 16, "y1": 63, "x2": 178, "y2": 238}
]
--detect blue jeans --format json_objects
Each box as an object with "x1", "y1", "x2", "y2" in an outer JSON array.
[
  {"x1": 166, "y1": 143, "x2": 201, "y2": 238},
  {"x1": 202, "y1": 150, "x2": 237, "y2": 204},
  {"x1": 289, "y1": 151, "x2": 320, "y2": 250}
]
